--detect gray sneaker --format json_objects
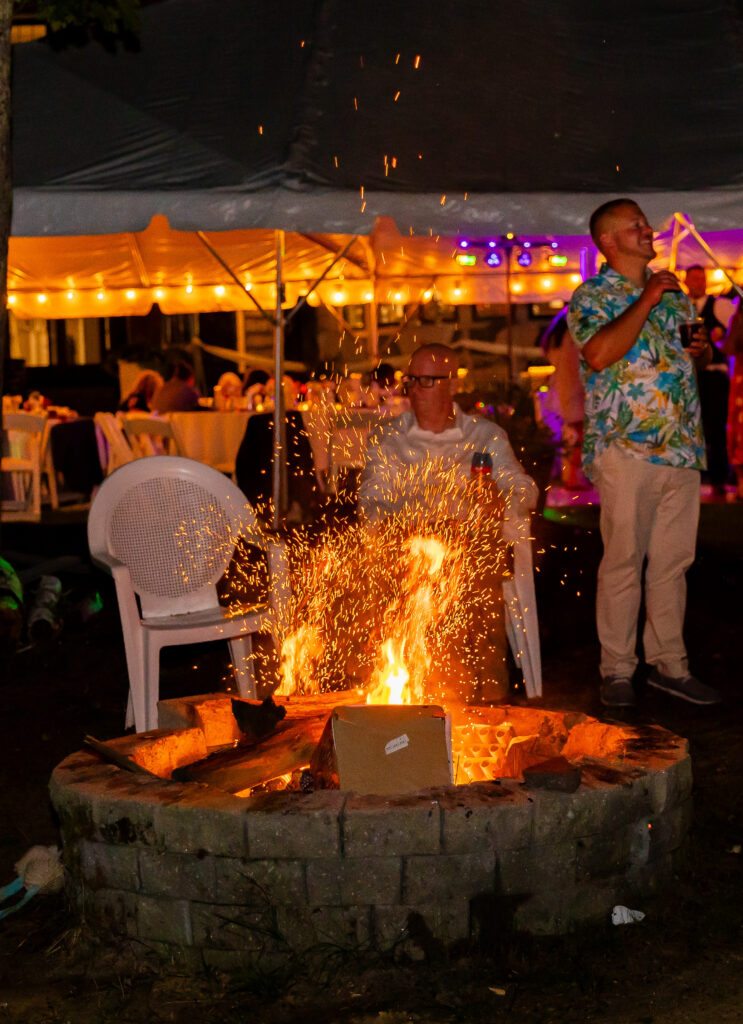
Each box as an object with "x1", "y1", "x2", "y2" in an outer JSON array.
[
  {"x1": 647, "y1": 668, "x2": 721, "y2": 705},
  {"x1": 600, "y1": 676, "x2": 636, "y2": 707}
]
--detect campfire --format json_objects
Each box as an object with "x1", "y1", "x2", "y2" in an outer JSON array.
[{"x1": 157, "y1": 516, "x2": 562, "y2": 797}]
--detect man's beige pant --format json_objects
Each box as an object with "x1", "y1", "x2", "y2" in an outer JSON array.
[{"x1": 593, "y1": 446, "x2": 700, "y2": 680}]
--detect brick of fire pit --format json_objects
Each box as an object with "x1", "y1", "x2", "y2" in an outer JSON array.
[
  {"x1": 523, "y1": 756, "x2": 582, "y2": 792},
  {"x1": 50, "y1": 703, "x2": 693, "y2": 972}
]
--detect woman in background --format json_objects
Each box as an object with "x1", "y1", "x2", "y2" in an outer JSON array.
[{"x1": 118, "y1": 369, "x2": 164, "y2": 412}]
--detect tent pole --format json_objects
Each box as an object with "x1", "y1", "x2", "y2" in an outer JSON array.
[
  {"x1": 272, "y1": 230, "x2": 287, "y2": 531},
  {"x1": 674, "y1": 213, "x2": 743, "y2": 301},
  {"x1": 235, "y1": 310, "x2": 247, "y2": 374},
  {"x1": 668, "y1": 214, "x2": 682, "y2": 275},
  {"x1": 506, "y1": 247, "x2": 514, "y2": 379}
]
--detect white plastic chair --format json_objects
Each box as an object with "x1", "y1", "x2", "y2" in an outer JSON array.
[
  {"x1": 503, "y1": 526, "x2": 542, "y2": 698},
  {"x1": 1, "y1": 412, "x2": 58, "y2": 521},
  {"x1": 94, "y1": 412, "x2": 136, "y2": 474},
  {"x1": 121, "y1": 414, "x2": 182, "y2": 458},
  {"x1": 87, "y1": 455, "x2": 291, "y2": 733}
]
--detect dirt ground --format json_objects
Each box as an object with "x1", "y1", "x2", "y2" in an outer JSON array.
[{"x1": 0, "y1": 499, "x2": 742, "y2": 1023}]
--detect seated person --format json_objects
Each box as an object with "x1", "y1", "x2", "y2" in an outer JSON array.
[
  {"x1": 119, "y1": 369, "x2": 164, "y2": 412},
  {"x1": 151, "y1": 360, "x2": 202, "y2": 413},
  {"x1": 215, "y1": 371, "x2": 244, "y2": 407},
  {"x1": 358, "y1": 343, "x2": 537, "y2": 703},
  {"x1": 243, "y1": 368, "x2": 270, "y2": 410}
]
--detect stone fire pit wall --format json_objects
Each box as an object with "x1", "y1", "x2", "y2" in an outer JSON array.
[{"x1": 50, "y1": 704, "x2": 692, "y2": 972}]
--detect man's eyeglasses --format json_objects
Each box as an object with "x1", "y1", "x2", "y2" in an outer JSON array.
[{"x1": 402, "y1": 373, "x2": 452, "y2": 389}]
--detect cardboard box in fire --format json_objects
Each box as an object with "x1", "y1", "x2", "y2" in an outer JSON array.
[{"x1": 310, "y1": 704, "x2": 453, "y2": 795}]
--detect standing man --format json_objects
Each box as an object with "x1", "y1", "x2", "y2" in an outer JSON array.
[
  {"x1": 684, "y1": 264, "x2": 735, "y2": 497},
  {"x1": 568, "y1": 199, "x2": 721, "y2": 708}
]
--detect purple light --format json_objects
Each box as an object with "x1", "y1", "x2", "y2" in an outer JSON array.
[
  {"x1": 459, "y1": 240, "x2": 469, "y2": 249},
  {"x1": 486, "y1": 252, "x2": 502, "y2": 267},
  {"x1": 550, "y1": 241, "x2": 559, "y2": 249},
  {"x1": 517, "y1": 251, "x2": 532, "y2": 267},
  {"x1": 488, "y1": 240, "x2": 497, "y2": 248},
  {"x1": 523, "y1": 241, "x2": 531, "y2": 249}
]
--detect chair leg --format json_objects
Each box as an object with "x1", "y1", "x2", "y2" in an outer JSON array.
[
  {"x1": 143, "y1": 635, "x2": 162, "y2": 732},
  {"x1": 125, "y1": 690, "x2": 135, "y2": 730},
  {"x1": 44, "y1": 452, "x2": 59, "y2": 509},
  {"x1": 229, "y1": 634, "x2": 257, "y2": 699},
  {"x1": 124, "y1": 632, "x2": 159, "y2": 733}
]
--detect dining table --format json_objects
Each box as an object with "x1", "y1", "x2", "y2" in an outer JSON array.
[
  {"x1": 168, "y1": 410, "x2": 251, "y2": 475},
  {"x1": 164, "y1": 402, "x2": 407, "y2": 481}
]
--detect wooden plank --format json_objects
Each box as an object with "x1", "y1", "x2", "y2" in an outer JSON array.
[{"x1": 172, "y1": 710, "x2": 331, "y2": 794}]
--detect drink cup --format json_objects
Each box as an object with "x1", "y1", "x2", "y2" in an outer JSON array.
[{"x1": 679, "y1": 320, "x2": 702, "y2": 348}]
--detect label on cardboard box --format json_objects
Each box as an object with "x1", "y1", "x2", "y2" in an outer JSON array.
[{"x1": 385, "y1": 733, "x2": 410, "y2": 755}]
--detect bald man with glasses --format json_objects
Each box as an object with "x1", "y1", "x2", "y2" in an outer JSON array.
[{"x1": 358, "y1": 343, "x2": 537, "y2": 702}]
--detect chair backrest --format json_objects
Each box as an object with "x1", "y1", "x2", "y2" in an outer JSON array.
[
  {"x1": 2, "y1": 411, "x2": 47, "y2": 442},
  {"x1": 88, "y1": 455, "x2": 266, "y2": 618},
  {"x1": 94, "y1": 412, "x2": 136, "y2": 473},
  {"x1": 121, "y1": 414, "x2": 181, "y2": 457},
  {"x1": 2, "y1": 412, "x2": 47, "y2": 471}
]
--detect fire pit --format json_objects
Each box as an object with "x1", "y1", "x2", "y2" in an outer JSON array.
[{"x1": 50, "y1": 694, "x2": 692, "y2": 971}]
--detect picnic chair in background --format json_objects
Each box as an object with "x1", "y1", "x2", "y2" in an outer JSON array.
[
  {"x1": 1, "y1": 412, "x2": 58, "y2": 522},
  {"x1": 120, "y1": 414, "x2": 182, "y2": 458},
  {"x1": 87, "y1": 456, "x2": 291, "y2": 733},
  {"x1": 94, "y1": 413, "x2": 136, "y2": 474}
]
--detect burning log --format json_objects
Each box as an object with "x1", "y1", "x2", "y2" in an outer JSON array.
[
  {"x1": 171, "y1": 690, "x2": 360, "y2": 795},
  {"x1": 230, "y1": 696, "x2": 286, "y2": 741},
  {"x1": 172, "y1": 712, "x2": 329, "y2": 794}
]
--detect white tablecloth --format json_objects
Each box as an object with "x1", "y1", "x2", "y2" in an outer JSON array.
[{"x1": 168, "y1": 411, "x2": 251, "y2": 474}]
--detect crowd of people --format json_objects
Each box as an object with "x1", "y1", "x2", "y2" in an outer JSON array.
[{"x1": 118, "y1": 358, "x2": 409, "y2": 417}]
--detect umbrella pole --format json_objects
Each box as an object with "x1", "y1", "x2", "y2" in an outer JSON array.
[
  {"x1": 506, "y1": 247, "x2": 514, "y2": 380},
  {"x1": 272, "y1": 230, "x2": 287, "y2": 530}
]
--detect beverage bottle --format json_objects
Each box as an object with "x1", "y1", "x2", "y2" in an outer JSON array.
[{"x1": 470, "y1": 450, "x2": 493, "y2": 491}]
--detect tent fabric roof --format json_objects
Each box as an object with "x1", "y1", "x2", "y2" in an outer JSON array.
[{"x1": 11, "y1": 0, "x2": 743, "y2": 238}]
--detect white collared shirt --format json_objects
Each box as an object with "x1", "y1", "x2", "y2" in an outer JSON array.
[{"x1": 358, "y1": 406, "x2": 537, "y2": 528}]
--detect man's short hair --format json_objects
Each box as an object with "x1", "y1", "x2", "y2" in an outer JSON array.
[
  {"x1": 589, "y1": 198, "x2": 639, "y2": 249},
  {"x1": 408, "y1": 342, "x2": 458, "y2": 367},
  {"x1": 685, "y1": 264, "x2": 705, "y2": 275}
]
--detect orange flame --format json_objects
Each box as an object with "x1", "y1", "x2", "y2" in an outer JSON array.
[{"x1": 366, "y1": 534, "x2": 461, "y2": 705}]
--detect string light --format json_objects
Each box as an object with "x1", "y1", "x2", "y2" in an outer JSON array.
[
  {"x1": 96, "y1": 290, "x2": 105, "y2": 301},
  {"x1": 66, "y1": 290, "x2": 75, "y2": 300},
  {"x1": 154, "y1": 288, "x2": 165, "y2": 300},
  {"x1": 185, "y1": 284, "x2": 193, "y2": 294},
  {"x1": 7, "y1": 294, "x2": 16, "y2": 305},
  {"x1": 215, "y1": 285, "x2": 226, "y2": 297},
  {"x1": 125, "y1": 289, "x2": 137, "y2": 300},
  {"x1": 36, "y1": 293, "x2": 47, "y2": 304}
]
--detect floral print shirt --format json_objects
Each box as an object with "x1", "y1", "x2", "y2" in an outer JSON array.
[{"x1": 567, "y1": 264, "x2": 706, "y2": 480}]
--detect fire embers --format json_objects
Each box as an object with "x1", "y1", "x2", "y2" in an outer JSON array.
[{"x1": 275, "y1": 509, "x2": 512, "y2": 706}]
